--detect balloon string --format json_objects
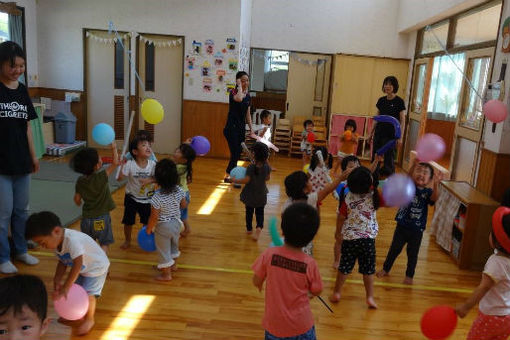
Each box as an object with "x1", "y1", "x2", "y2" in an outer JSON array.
[
  {"x1": 425, "y1": 25, "x2": 484, "y2": 101},
  {"x1": 108, "y1": 21, "x2": 147, "y2": 99}
]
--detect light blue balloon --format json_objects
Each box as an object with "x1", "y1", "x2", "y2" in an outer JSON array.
[
  {"x1": 92, "y1": 123, "x2": 115, "y2": 146},
  {"x1": 230, "y1": 166, "x2": 247, "y2": 180}
]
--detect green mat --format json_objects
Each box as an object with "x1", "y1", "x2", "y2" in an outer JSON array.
[{"x1": 29, "y1": 162, "x2": 126, "y2": 227}]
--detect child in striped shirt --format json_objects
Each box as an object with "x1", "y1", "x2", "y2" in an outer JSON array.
[{"x1": 146, "y1": 159, "x2": 187, "y2": 281}]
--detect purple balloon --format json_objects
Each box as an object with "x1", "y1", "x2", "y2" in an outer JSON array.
[
  {"x1": 191, "y1": 136, "x2": 210, "y2": 156},
  {"x1": 416, "y1": 133, "x2": 446, "y2": 162},
  {"x1": 382, "y1": 174, "x2": 415, "y2": 207}
]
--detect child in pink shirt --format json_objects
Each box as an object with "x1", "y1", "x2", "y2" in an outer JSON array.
[{"x1": 252, "y1": 202, "x2": 323, "y2": 340}]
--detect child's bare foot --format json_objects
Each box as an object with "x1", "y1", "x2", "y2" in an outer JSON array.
[
  {"x1": 76, "y1": 319, "x2": 95, "y2": 335},
  {"x1": 403, "y1": 277, "x2": 413, "y2": 285},
  {"x1": 171, "y1": 263, "x2": 178, "y2": 272},
  {"x1": 329, "y1": 292, "x2": 341, "y2": 303},
  {"x1": 376, "y1": 270, "x2": 388, "y2": 278},
  {"x1": 246, "y1": 230, "x2": 253, "y2": 235},
  {"x1": 155, "y1": 274, "x2": 172, "y2": 281},
  {"x1": 120, "y1": 241, "x2": 130, "y2": 250},
  {"x1": 366, "y1": 296, "x2": 378, "y2": 309},
  {"x1": 332, "y1": 261, "x2": 339, "y2": 269},
  {"x1": 252, "y1": 228, "x2": 262, "y2": 241}
]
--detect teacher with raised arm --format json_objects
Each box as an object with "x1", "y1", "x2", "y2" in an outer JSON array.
[
  {"x1": 223, "y1": 71, "x2": 254, "y2": 186},
  {"x1": 369, "y1": 76, "x2": 406, "y2": 177}
]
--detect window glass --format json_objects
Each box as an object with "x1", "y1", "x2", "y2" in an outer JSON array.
[
  {"x1": 145, "y1": 43, "x2": 155, "y2": 91},
  {"x1": 250, "y1": 49, "x2": 289, "y2": 92},
  {"x1": 421, "y1": 21, "x2": 449, "y2": 54},
  {"x1": 454, "y1": 2, "x2": 501, "y2": 48}
]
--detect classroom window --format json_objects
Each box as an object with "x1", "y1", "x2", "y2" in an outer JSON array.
[
  {"x1": 0, "y1": 13, "x2": 9, "y2": 43},
  {"x1": 454, "y1": 2, "x2": 501, "y2": 48},
  {"x1": 250, "y1": 49, "x2": 289, "y2": 92},
  {"x1": 421, "y1": 21, "x2": 449, "y2": 55},
  {"x1": 145, "y1": 43, "x2": 155, "y2": 91},
  {"x1": 114, "y1": 41, "x2": 124, "y2": 89}
]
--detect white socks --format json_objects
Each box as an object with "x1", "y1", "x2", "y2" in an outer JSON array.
[{"x1": 16, "y1": 253, "x2": 39, "y2": 265}]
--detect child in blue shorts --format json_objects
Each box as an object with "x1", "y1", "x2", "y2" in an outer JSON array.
[{"x1": 26, "y1": 211, "x2": 110, "y2": 336}]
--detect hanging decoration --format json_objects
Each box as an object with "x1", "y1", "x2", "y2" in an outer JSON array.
[
  {"x1": 85, "y1": 31, "x2": 130, "y2": 45},
  {"x1": 251, "y1": 50, "x2": 325, "y2": 66},
  {"x1": 139, "y1": 34, "x2": 182, "y2": 48}
]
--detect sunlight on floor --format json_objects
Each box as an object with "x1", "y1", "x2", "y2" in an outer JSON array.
[
  {"x1": 197, "y1": 183, "x2": 230, "y2": 215},
  {"x1": 100, "y1": 295, "x2": 155, "y2": 340}
]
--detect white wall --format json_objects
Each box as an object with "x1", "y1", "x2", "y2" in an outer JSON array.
[
  {"x1": 239, "y1": 0, "x2": 252, "y2": 71},
  {"x1": 36, "y1": 0, "x2": 241, "y2": 102},
  {"x1": 251, "y1": 0, "x2": 410, "y2": 58},
  {"x1": 17, "y1": 0, "x2": 38, "y2": 87},
  {"x1": 397, "y1": 0, "x2": 487, "y2": 33}
]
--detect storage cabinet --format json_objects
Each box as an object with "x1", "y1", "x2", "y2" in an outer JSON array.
[{"x1": 435, "y1": 181, "x2": 499, "y2": 270}]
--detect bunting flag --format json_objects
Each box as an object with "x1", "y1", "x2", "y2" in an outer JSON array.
[
  {"x1": 251, "y1": 50, "x2": 326, "y2": 66},
  {"x1": 139, "y1": 34, "x2": 182, "y2": 48},
  {"x1": 85, "y1": 31, "x2": 131, "y2": 44}
]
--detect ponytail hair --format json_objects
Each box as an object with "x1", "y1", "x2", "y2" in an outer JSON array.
[
  {"x1": 347, "y1": 166, "x2": 380, "y2": 210},
  {"x1": 178, "y1": 143, "x2": 196, "y2": 183}
]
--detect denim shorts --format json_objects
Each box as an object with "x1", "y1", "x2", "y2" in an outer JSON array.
[
  {"x1": 80, "y1": 214, "x2": 114, "y2": 246},
  {"x1": 75, "y1": 271, "x2": 107, "y2": 297},
  {"x1": 265, "y1": 326, "x2": 316, "y2": 340},
  {"x1": 180, "y1": 191, "x2": 191, "y2": 220}
]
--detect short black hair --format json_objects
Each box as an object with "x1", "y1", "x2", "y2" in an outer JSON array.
[
  {"x1": 251, "y1": 142, "x2": 269, "y2": 163},
  {"x1": 0, "y1": 274, "x2": 48, "y2": 322},
  {"x1": 492, "y1": 214, "x2": 510, "y2": 255},
  {"x1": 154, "y1": 158, "x2": 178, "y2": 193},
  {"x1": 341, "y1": 155, "x2": 360, "y2": 171},
  {"x1": 260, "y1": 110, "x2": 271, "y2": 122},
  {"x1": 418, "y1": 162, "x2": 434, "y2": 179},
  {"x1": 0, "y1": 41, "x2": 25, "y2": 68},
  {"x1": 347, "y1": 166, "x2": 380, "y2": 210},
  {"x1": 382, "y1": 76, "x2": 399, "y2": 93},
  {"x1": 129, "y1": 136, "x2": 146, "y2": 160},
  {"x1": 303, "y1": 120, "x2": 314, "y2": 128},
  {"x1": 281, "y1": 202, "x2": 320, "y2": 248},
  {"x1": 344, "y1": 119, "x2": 357, "y2": 133},
  {"x1": 135, "y1": 129, "x2": 153, "y2": 143},
  {"x1": 309, "y1": 146, "x2": 331, "y2": 171},
  {"x1": 25, "y1": 211, "x2": 61, "y2": 240},
  {"x1": 236, "y1": 71, "x2": 249, "y2": 79},
  {"x1": 284, "y1": 171, "x2": 309, "y2": 201},
  {"x1": 70, "y1": 147, "x2": 99, "y2": 175}
]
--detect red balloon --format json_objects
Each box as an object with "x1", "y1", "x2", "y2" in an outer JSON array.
[
  {"x1": 420, "y1": 305, "x2": 457, "y2": 340},
  {"x1": 307, "y1": 132, "x2": 316, "y2": 143},
  {"x1": 483, "y1": 99, "x2": 508, "y2": 123}
]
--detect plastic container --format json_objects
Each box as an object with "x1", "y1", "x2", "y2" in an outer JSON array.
[{"x1": 54, "y1": 112, "x2": 76, "y2": 144}]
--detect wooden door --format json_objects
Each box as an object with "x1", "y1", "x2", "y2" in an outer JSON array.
[
  {"x1": 285, "y1": 53, "x2": 331, "y2": 123},
  {"x1": 450, "y1": 48, "x2": 494, "y2": 184}
]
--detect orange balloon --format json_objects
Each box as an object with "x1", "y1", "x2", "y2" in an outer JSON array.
[{"x1": 344, "y1": 130, "x2": 352, "y2": 141}]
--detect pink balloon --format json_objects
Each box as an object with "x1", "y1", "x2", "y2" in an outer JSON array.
[
  {"x1": 53, "y1": 284, "x2": 89, "y2": 320},
  {"x1": 416, "y1": 133, "x2": 446, "y2": 162},
  {"x1": 483, "y1": 99, "x2": 508, "y2": 123}
]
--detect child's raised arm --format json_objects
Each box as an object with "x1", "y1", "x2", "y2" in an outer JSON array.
[
  {"x1": 431, "y1": 171, "x2": 443, "y2": 202},
  {"x1": 455, "y1": 273, "x2": 495, "y2": 318},
  {"x1": 369, "y1": 155, "x2": 384, "y2": 174},
  {"x1": 317, "y1": 168, "x2": 353, "y2": 202},
  {"x1": 105, "y1": 142, "x2": 119, "y2": 176}
]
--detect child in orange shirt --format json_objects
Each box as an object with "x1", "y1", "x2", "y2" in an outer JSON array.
[
  {"x1": 337, "y1": 119, "x2": 359, "y2": 159},
  {"x1": 252, "y1": 202, "x2": 322, "y2": 340}
]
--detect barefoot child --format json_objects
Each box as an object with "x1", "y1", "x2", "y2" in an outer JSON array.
[
  {"x1": 146, "y1": 159, "x2": 187, "y2": 281},
  {"x1": 232, "y1": 142, "x2": 271, "y2": 241},
  {"x1": 25, "y1": 211, "x2": 110, "y2": 335},
  {"x1": 300, "y1": 119, "x2": 314, "y2": 165},
  {"x1": 455, "y1": 207, "x2": 510, "y2": 340},
  {"x1": 329, "y1": 166, "x2": 382, "y2": 309},
  {"x1": 70, "y1": 143, "x2": 119, "y2": 254},
  {"x1": 252, "y1": 202, "x2": 322, "y2": 340},
  {"x1": 118, "y1": 136, "x2": 156, "y2": 249},
  {"x1": 0, "y1": 274, "x2": 50, "y2": 339},
  {"x1": 377, "y1": 160, "x2": 440, "y2": 284},
  {"x1": 174, "y1": 143, "x2": 196, "y2": 237}
]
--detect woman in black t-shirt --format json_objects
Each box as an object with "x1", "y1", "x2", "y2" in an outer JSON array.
[
  {"x1": 0, "y1": 41, "x2": 39, "y2": 274},
  {"x1": 369, "y1": 76, "x2": 406, "y2": 177},
  {"x1": 223, "y1": 71, "x2": 254, "y2": 183}
]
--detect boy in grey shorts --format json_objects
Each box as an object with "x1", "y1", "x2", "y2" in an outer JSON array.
[{"x1": 70, "y1": 143, "x2": 119, "y2": 253}]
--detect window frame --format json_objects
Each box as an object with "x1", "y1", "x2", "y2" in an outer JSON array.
[{"x1": 145, "y1": 42, "x2": 155, "y2": 92}]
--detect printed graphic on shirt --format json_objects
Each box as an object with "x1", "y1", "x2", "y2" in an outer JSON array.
[
  {"x1": 271, "y1": 254, "x2": 307, "y2": 273},
  {"x1": 57, "y1": 253, "x2": 86, "y2": 270},
  {"x1": 0, "y1": 101, "x2": 30, "y2": 119}
]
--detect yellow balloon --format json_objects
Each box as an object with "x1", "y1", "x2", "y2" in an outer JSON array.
[
  {"x1": 303, "y1": 164, "x2": 310, "y2": 174},
  {"x1": 141, "y1": 99, "x2": 164, "y2": 124}
]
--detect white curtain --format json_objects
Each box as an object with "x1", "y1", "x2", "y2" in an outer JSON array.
[
  {"x1": 8, "y1": 13, "x2": 24, "y2": 84},
  {"x1": 427, "y1": 53, "x2": 466, "y2": 119}
]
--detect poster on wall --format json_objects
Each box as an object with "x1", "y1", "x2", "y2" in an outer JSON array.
[
  {"x1": 205, "y1": 39, "x2": 214, "y2": 55},
  {"x1": 201, "y1": 61, "x2": 211, "y2": 76},
  {"x1": 192, "y1": 40, "x2": 202, "y2": 55},
  {"x1": 186, "y1": 55, "x2": 196, "y2": 70},
  {"x1": 203, "y1": 77, "x2": 212, "y2": 92},
  {"x1": 214, "y1": 51, "x2": 224, "y2": 66},
  {"x1": 216, "y1": 69, "x2": 226, "y2": 82},
  {"x1": 228, "y1": 58, "x2": 238, "y2": 71},
  {"x1": 226, "y1": 82, "x2": 235, "y2": 95},
  {"x1": 226, "y1": 38, "x2": 236, "y2": 51},
  {"x1": 502, "y1": 17, "x2": 510, "y2": 53}
]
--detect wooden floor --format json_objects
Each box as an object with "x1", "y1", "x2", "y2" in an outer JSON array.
[{"x1": 13, "y1": 153, "x2": 483, "y2": 339}]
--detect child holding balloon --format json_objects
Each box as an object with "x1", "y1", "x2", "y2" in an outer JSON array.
[
  {"x1": 25, "y1": 211, "x2": 110, "y2": 335},
  {"x1": 146, "y1": 159, "x2": 187, "y2": 281},
  {"x1": 455, "y1": 207, "x2": 510, "y2": 340},
  {"x1": 0, "y1": 275, "x2": 50, "y2": 339},
  {"x1": 337, "y1": 119, "x2": 359, "y2": 159},
  {"x1": 329, "y1": 166, "x2": 381, "y2": 309},
  {"x1": 118, "y1": 136, "x2": 156, "y2": 249},
  {"x1": 377, "y1": 159, "x2": 440, "y2": 284},
  {"x1": 300, "y1": 120, "x2": 315, "y2": 165},
  {"x1": 70, "y1": 143, "x2": 119, "y2": 253},
  {"x1": 173, "y1": 143, "x2": 196, "y2": 237},
  {"x1": 232, "y1": 142, "x2": 271, "y2": 241},
  {"x1": 252, "y1": 202, "x2": 323, "y2": 340}
]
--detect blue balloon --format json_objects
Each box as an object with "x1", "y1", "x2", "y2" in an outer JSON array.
[
  {"x1": 373, "y1": 115, "x2": 401, "y2": 139},
  {"x1": 335, "y1": 182, "x2": 349, "y2": 197},
  {"x1": 191, "y1": 136, "x2": 210, "y2": 156},
  {"x1": 92, "y1": 123, "x2": 115, "y2": 146},
  {"x1": 376, "y1": 139, "x2": 397, "y2": 156},
  {"x1": 230, "y1": 166, "x2": 247, "y2": 180},
  {"x1": 137, "y1": 226, "x2": 156, "y2": 252}
]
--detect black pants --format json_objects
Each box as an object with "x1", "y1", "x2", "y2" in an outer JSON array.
[
  {"x1": 372, "y1": 136, "x2": 395, "y2": 177},
  {"x1": 223, "y1": 127, "x2": 245, "y2": 175},
  {"x1": 245, "y1": 205, "x2": 264, "y2": 232},
  {"x1": 382, "y1": 224, "x2": 424, "y2": 278}
]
